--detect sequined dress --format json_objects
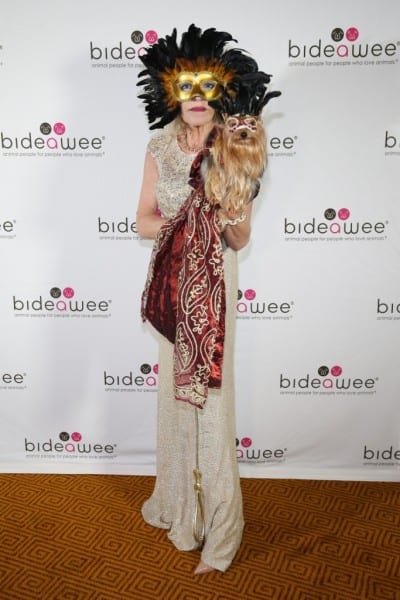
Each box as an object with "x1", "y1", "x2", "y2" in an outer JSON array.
[{"x1": 141, "y1": 130, "x2": 244, "y2": 572}]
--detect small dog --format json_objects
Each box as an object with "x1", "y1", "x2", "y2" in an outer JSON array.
[{"x1": 205, "y1": 113, "x2": 267, "y2": 215}]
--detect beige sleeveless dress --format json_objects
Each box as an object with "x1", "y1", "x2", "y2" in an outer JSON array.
[{"x1": 141, "y1": 130, "x2": 244, "y2": 572}]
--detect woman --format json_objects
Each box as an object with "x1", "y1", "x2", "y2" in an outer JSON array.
[{"x1": 136, "y1": 24, "x2": 279, "y2": 574}]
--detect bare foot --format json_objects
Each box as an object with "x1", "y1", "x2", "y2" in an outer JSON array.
[{"x1": 194, "y1": 560, "x2": 216, "y2": 575}]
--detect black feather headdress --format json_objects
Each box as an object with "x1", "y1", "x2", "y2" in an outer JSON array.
[
  {"x1": 212, "y1": 71, "x2": 281, "y2": 118},
  {"x1": 137, "y1": 24, "x2": 262, "y2": 130}
]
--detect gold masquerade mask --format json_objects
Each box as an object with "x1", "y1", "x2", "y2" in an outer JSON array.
[
  {"x1": 172, "y1": 71, "x2": 223, "y2": 102},
  {"x1": 161, "y1": 58, "x2": 233, "y2": 109}
]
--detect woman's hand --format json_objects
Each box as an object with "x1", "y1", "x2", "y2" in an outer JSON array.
[{"x1": 217, "y1": 202, "x2": 252, "y2": 251}]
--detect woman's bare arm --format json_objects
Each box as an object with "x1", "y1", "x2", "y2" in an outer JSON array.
[{"x1": 136, "y1": 152, "x2": 167, "y2": 240}]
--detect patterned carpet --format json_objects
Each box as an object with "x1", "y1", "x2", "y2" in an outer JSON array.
[{"x1": 0, "y1": 475, "x2": 399, "y2": 600}]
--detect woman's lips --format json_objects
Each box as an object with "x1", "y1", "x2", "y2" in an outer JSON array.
[{"x1": 190, "y1": 106, "x2": 207, "y2": 112}]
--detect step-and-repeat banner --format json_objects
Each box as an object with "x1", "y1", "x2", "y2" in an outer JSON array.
[{"x1": 1, "y1": 0, "x2": 399, "y2": 480}]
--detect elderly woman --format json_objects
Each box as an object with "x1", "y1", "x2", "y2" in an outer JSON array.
[{"x1": 136, "y1": 24, "x2": 279, "y2": 574}]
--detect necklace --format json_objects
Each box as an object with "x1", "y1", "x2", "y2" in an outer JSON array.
[{"x1": 178, "y1": 132, "x2": 206, "y2": 154}]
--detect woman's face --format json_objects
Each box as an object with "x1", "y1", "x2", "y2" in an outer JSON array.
[{"x1": 180, "y1": 98, "x2": 215, "y2": 128}]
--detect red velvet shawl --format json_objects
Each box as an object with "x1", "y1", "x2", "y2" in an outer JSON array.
[{"x1": 141, "y1": 141, "x2": 225, "y2": 408}]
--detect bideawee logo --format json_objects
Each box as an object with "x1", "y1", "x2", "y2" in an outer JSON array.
[
  {"x1": 284, "y1": 207, "x2": 388, "y2": 243},
  {"x1": 98, "y1": 216, "x2": 139, "y2": 241},
  {"x1": 236, "y1": 437, "x2": 287, "y2": 464},
  {"x1": 362, "y1": 444, "x2": 400, "y2": 467},
  {"x1": 0, "y1": 371, "x2": 27, "y2": 391},
  {"x1": 89, "y1": 28, "x2": 158, "y2": 69},
  {"x1": 1, "y1": 121, "x2": 105, "y2": 158},
  {"x1": 12, "y1": 286, "x2": 112, "y2": 318},
  {"x1": 0, "y1": 218, "x2": 16, "y2": 239},
  {"x1": 267, "y1": 134, "x2": 298, "y2": 158},
  {"x1": 25, "y1": 431, "x2": 117, "y2": 461},
  {"x1": 376, "y1": 298, "x2": 400, "y2": 321},
  {"x1": 104, "y1": 363, "x2": 158, "y2": 393},
  {"x1": 289, "y1": 27, "x2": 399, "y2": 67},
  {"x1": 280, "y1": 364, "x2": 378, "y2": 396},
  {"x1": 237, "y1": 289, "x2": 294, "y2": 321},
  {"x1": 384, "y1": 130, "x2": 400, "y2": 157}
]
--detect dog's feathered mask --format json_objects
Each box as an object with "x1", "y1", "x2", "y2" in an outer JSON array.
[{"x1": 204, "y1": 74, "x2": 281, "y2": 214}]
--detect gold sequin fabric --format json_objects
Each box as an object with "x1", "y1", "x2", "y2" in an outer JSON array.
[
  {"x1": 148, "y1": 132, "x2": 195, "y2": 218},
  {"x1": 142, "y1": 131, "x2": 244, "y2": 572}
]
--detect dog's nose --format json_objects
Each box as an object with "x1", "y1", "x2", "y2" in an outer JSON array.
[{"x1": 240, "y1": 130, "x2": 248, "y2": 139}]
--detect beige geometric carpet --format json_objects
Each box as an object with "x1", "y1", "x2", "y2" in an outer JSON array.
[{"x1": 0, "y1": 475, "x2": 399, "y2": 599}]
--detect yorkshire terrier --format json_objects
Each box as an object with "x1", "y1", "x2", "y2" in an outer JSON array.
[
  {"x1": 204, "y1": 73, "x2": 280, "y2": 217},
  {"x1": 205, "y1": 113, "x2": 266, "y2": 216}
]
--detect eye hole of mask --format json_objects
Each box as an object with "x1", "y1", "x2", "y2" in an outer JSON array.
[
  {"x1": 200, "y1": 80, "x2": 218, "y2": 91},
  {"x1": 178, "y1": 81, "x2": 193, "y2": 92},
  {"x1": 226, "y1": 116, "x2": 240, "y2": 130},
  {"x1": 244, "y1": 117, "x2": 258, "y2": 129}
]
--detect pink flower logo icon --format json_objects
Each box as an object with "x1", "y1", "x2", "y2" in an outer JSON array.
[
  {"x1": 346, "y1": 27, "x2": 359, "y2": 42},
  {"x1": 145, "y1": 30, "x2": 158, "y2": 44},
  {"x1": 71, "y1": 432, "x2": 82, "y2": 442},
  {"x1": 241, "y1": 437, "x2": 252, "y2": 448},
  {"x1": 53, "y1": 122, "x2": 66, "y2": 135},
  {"x1": 338, "y1": 208, "x2": 350, "y2": 220},
  {"x1": 331, "y1": 365, "x2": 343, "y2": 377},
  {"x1": 63, "y1": 287, "x2": 75, "y2": 299},
  {"x1": 153, "y1": 364, "x2": 159, "y2": 374},
  {"x1": 244, "y1": 289, "x2": 256, "y2": 301}
]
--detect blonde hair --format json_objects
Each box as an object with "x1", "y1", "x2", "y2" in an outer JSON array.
[{"x1": 205, "y1": 123, "x2": 267, "y2": 214}]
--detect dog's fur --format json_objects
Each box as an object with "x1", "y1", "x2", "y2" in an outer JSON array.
[{"x1": 205, "y1": 118, "x2": 267, "y2": 214}]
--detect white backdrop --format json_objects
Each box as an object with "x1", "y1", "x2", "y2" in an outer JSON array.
[{"x1": 1, "y1": 0, "x2": 399, "y2": 480}]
